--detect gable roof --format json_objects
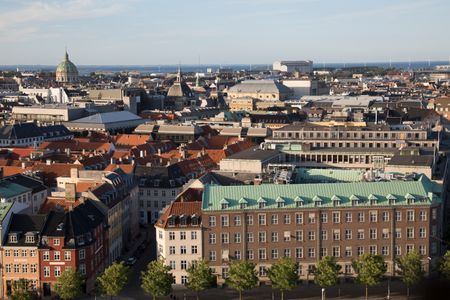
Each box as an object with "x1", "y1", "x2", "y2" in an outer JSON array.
[
  {"x1": 71, "y1": 111, "x2": 142, "y2": 124},
  {"x1": 202, "y1": 175, "x2": 440, "y2": 211}
]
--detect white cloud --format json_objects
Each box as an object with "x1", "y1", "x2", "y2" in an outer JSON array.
[{"x1": 0, "y1": 0, "x2": 128, "y2": 39}]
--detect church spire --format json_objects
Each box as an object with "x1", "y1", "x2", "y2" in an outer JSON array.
[{"x1": 176, "y1": 65, "x2": 182, "y2": 82}]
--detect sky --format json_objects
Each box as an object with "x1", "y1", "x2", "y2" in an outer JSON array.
[{"x1": 0, "y1": 0, "x2": 449, "y2": 65}]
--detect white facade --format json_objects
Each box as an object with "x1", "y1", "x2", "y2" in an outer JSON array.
[
  {"x1": 282, "y1": 79, "x2": 316, "y2": 97},
  {"x1": 156, "y1": 226, "x2": 203, "y2": 284},
  {"x1": 19, "y1": 87, "x2": 71, "y2": 104},
  {"x1": 273, "y1": 60, "x2": 313, "y2": 73}
]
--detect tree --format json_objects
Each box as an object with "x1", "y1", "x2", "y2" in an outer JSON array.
[
  {"x1": 9, "y1": 279, "x2": 37, "y2": 300},
  {"x1": 439, "y1": 250, "x2": 450, "y2": 279},
  {"x1": 226, "y1": 260, "x2": 258, "y2": 300},
  {"x1": 267, "y1": 257, "x2": 298, "y2": 300},
  {"x1": 397, "y1": 251, "x2": 424, "y2": 299},
  {"x1": 141, "y1": 260, "x2": 175, "y2": 300},
  {"x1": 97, "y1": 262, "x2": 130, "y2": 300},
  {"x1": 186, "y1": 259, "x2": 216, "y2": 300},
  {"x1": 314, "y1": 256, "x2": 342, "y2": 295},
  {"x1": 55, "y1": 269, "x2": 84, "y2": 300},
  {"x1": 352, "y1": 254, "x2": 387, "y2": 300}
]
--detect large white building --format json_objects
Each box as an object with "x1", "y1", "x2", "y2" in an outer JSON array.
[
  {"x1": 282, "y1": 78, "x2": 330, "y2": 97},
  {"x1": 273, "y1": 60, "x2": 313, "y2": 74},
  {"x1": 155, "y1": 201, "x2": 203, "y2": 284}
]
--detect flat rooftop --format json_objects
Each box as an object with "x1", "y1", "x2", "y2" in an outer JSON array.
[{"x1": 224, "y1": 146, "x2": 280, "y2": 161}]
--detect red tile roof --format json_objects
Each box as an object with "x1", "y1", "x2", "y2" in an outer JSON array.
[
  {"x1": 114, "y1": 134, "x2": 150, "y2": 147},
  {"x1": 156, "y1": 201, "x2": 202, "y2": 229},
  {"x1": 104, "y1": 164, "x2": 135, "y2": 174}
]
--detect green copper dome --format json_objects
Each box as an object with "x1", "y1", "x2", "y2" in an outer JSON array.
[
  {"x1": 56, "y1": 51, "x2": 79, "y2": 83},
  {"x1": 56, "y1": 51, "x2": 78, "y2": 74}
]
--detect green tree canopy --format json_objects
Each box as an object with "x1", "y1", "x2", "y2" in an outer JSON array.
[
  {"x1": 186, "y1": 259, "x2": 216, "y2": 299},
  {"x1": 226, "y1": 260, "x2": 258, "y2": 300},
  {"x1": 9, "y1": 279, "x2": 37, "y2": 300},
  {"x1": 141, "y1": 260, "x2": 175, "y2": 300},
  {"x1": 314, "y1": 256, "x2": 342, "y2": 288},
  {"x1": 352, "y1": 254, "x2": 387, "y2": 300},
  {"x1": 55, "y1": 269, "x2": 84, "y2": 300},
  {"x1": 439, "y1": 250, "x2": 450, "y2": 279},
  {"x1": 97, "y1": 262, "x2": 130, "y2": 299},
  {"x1": 267, "y1": 257, "x2": 298, "y2": 300},
  {"x1": 397, "y1": 251, "x2": 424, "y2": 298}
]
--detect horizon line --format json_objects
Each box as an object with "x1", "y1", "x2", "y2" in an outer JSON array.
[{"x1": 1, "y1": 59, "x2": 449, "y2": 68}]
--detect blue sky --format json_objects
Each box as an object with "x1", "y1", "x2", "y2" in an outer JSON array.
[{"x1": 0, "y1": 0, "x2": 448, "y2": 65}]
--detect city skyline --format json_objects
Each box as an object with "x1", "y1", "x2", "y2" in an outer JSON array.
[{"x1": 0, "y1": 0, "x2": 449, "y2": 65}]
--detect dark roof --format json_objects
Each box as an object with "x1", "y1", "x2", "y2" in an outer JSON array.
[
  {"x1": 0, "y1": 123, "x2": 42, "y2": 140},
  {"x1": 39, "y1": 124, "x2": 73, "y2": 139},
  {"x1": 4, "y1": 174, "x2": 47, "y2": 193},
  {"x1": 42, "y1": 200, "x2": 105, "y2": 248},
  {"x1": 250, "y1": 113, "x2": 304, "y2": 124},
  {"x1": 224, "y1": 146, "x2": 280, "y2": 161},
  {"x1": 4, "y1": 214, "x2": 47, "y2": 246},
  {"x1": 388, "y1": 155, "x2": 433, "y2": 167}
]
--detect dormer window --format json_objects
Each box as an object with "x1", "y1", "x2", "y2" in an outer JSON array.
[
  {"x1": 25, "y1": 235, "x2": 35, "y2": 243},
  {"x1": 180, "y1": 215, "x2": 187, "y2": 226},
  {"x1": 239, "y1": 198, "x2": 248, "y2": 209},
  {"x1": 313, "y1": 196, "x2": 322, "y2": 207},
  {"x1": 220, "y1": 198, "x2": 229, "y2": 209},
  {"x1": 8, "y1": 233, "x2": 18, "y2": 243},
  {"x1": 331, "y1": 195, "x2": 341, "y2": 207},
  {"x1": 294, "y1": 196, "x2": 305, "y2": 207},
  {"x1": 257, "y1": 197, "x2": 267, "y2": 209},
  {"x1": 76, "y1": 236, "x2": 85, "y2": 246},
  {"x1": 276, "y1": 197, "x2": 285, "y2": 208},
  {"x1": 350, "y1": 195, "x2": 360, "y2": 206},
  {"x1": 368, "y1": 194, "x2": 378, "y2": 206},
  {"x1": 387, "y1": 194, "x2": 397, "y2": 205},
  {"x1": 168, "y1": 216, "x2": 175, "y2": 227},
  {"x1": 191, "y1": 216, "x2": 198, "y2": 226},
  {"x1": 405, "y1": 193, "x2": 415, "y2": 204}
]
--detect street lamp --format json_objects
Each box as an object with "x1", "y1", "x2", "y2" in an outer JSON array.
[{"x1": 321, "y1": 288, "x2": 325, "y2": 300}]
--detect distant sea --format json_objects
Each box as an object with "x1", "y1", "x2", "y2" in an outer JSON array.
[{"x1": 1, "y1": 61, "x2": 449, "y2": 75}]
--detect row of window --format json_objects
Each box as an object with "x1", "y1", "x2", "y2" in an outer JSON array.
[
  {"x1": 168, "y1": 245, "x2": 198, "y2": 255},
  {"x1": 4, "y1": 264, "x2": 38, "y2": 274},
  {"x1": 208, "y1": 244, "x2": 432, "y2": 262},
  {"x1": 208, "y1": 227, "x2": 431, "y2": 244},
  {"x1": 208, "y1": 210, "x2": 430, "y2": 227},
  {"x1": 273, "y1": 131, "x2": 426, "y2": 140},
  {"x1": 167, "y1": 231, "x2": 197, "y2": 241},
  {"x1": 139, "y1": 200, "x2": 167, "y2": 209},
  {"x1": 138, "y1": 189, "x2": 177, "y2": 197},
  {"x1": 42, "y1": 251, "x2": 72, "y2": 261}
]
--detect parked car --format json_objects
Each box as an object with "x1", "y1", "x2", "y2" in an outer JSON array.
[{"x1": 125, "y1": 257, "x2": 137, "y2": 266}]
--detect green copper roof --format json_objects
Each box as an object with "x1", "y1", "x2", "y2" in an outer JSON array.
[
  {"x1": 56, "y1": 51, "x2": 78, "y2": 74},
  {"x1": 295, "y1": 168, "x2": 365, "y2": 183},
  {"x1": 0, "y1": 203, "x2": 13, "y2": 222},
  {"x1": 0, "y1": 181, "x2": 31, "y2": 199},
  {"x1": 202, "y1": 175, "x2": 441, "y2": 211}
]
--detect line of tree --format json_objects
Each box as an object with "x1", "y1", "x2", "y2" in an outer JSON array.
[{"x1": 12, "y1": 250, "x2": 450, "y2": 300}]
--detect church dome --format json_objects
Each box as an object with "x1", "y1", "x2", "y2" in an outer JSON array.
[
  {"x1": 167, "y1": 69, "x2": 193, "y2": 98},
  {"x1": 56, "y1": 51, "x2": 78, "y2": 83}
]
